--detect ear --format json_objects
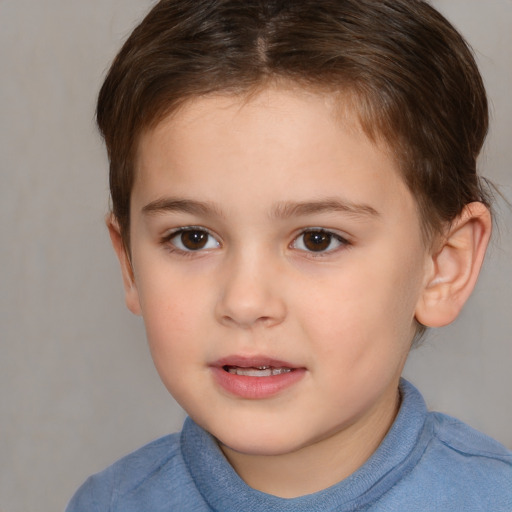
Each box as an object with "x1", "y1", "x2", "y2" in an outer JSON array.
[
  {"x1": 107, "y1": 216, "x2": 142, "y2": 316},
  {"x1": 415, "y1": 202, "x2": 492, "y2": 327}
]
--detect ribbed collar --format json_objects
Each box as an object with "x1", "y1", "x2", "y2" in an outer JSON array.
[{"x1": 181, "y1": 379, "x2": 432, "y2": 512}]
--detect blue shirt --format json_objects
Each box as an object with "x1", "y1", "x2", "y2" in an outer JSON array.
[{"x1": 66, "y1": 380, "x2": 512, "y2": 511}]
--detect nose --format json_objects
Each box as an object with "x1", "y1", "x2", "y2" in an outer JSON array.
[{"x1": 214, "y1": 252, "x2": 287, "y2": 329}]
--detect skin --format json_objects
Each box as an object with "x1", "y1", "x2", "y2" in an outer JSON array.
[{"x1": 109, "y1": 86, "x2": 491, "y2": 498}]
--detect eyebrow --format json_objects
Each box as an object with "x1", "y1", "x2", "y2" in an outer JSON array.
[
  {"x1": 270, "y1": 198, "x2": 380, "y2": 219},
  {"x1": 142, "y1": 198, "x2": 224, "y2": 217},
  {"x1": 141, "y1": 196, "x2": 379, "y2": 220}
]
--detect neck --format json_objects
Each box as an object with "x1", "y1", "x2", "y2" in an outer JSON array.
[{"x1": 220, "y1": 386, "x2": 400, "y2": 498}]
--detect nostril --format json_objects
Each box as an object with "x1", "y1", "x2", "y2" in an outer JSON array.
[{"x1": 217, "y1": 306, "x2": 286, "y2": 329}]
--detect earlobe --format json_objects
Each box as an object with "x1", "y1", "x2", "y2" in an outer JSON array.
[
  {"x1": 106, "y1": 216, "x2": 142, "y2": 316},
  {"x1": 415, "y1": 202, "x2": 492, "y2": 328}
]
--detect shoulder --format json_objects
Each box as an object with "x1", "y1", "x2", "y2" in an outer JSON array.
[
  {"x1": 66, "y1": 433, "x2": 183, "y2": 512},
  {"x1": 415, "y1": 412, "x2": 512, "y2": 509},
  {"x1": 430, "y1": 411, "x2": 512, "y2": 465},
  {"x1": 378, "y1": 398, "x2": 512, "y2": 511}
]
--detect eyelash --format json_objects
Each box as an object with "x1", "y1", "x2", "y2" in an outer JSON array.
[
  {"x1": 291, "y1": 228, "x2": 350, "y2": 256},
  {"x1": 160, "y1": 227, "x2": 350, "y2": 256},
  {"x1": 161, "y1": 226, "x2": 221, "y2": 256}
]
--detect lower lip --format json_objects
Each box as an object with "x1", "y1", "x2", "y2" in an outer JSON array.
[{"x1": 211, "y1": 367, "x2": 306, "y2": 399}]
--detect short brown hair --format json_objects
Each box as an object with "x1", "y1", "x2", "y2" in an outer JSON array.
[{"x1": 97, "y1": 0, "x2": 490, "y2": 249}]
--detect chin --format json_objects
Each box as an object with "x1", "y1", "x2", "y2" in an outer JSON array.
[
  {"x1": 221, "y1": 437, "x2": 300, "y2": 457},
  {"x1": 211, "y1": 422, "x2": 314, "y2": 457}
]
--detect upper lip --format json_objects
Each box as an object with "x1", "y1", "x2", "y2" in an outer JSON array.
[{"x1": 212, "y1": 355, "x2": 301, "y2": 369}]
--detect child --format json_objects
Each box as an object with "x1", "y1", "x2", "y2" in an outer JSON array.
[{"x1": 67, "y1": 0, "x2": 512, "y2": 509}]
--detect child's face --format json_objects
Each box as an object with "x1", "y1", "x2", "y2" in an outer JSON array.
[{"x1": 124, "y1": 87, "x2": 431, "y2": 460}]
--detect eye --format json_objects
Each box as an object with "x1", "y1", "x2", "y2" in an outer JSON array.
[
  {"x1": 292, "y1": 229, "x2": 347, "y2": 253},
  {"x1": 167, "y1": 227, "x2": 220, "y2": 252}
]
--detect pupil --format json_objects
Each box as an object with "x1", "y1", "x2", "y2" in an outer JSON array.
[
  {"x1": 304, "y1": 231, "x2": 331, "y2": 251},
  {"x1": 182, "y1": 230, "x2": 208, "y2": 250}
]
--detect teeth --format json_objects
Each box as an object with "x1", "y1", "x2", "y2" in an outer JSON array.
[{"x1": 226, "y1": 366, "x2": 292, "y2": 377}]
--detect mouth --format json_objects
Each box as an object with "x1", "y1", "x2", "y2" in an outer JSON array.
[
  {"x1": 223, "y1": 365, "x2": 293, "y2": 377},
  {"x1": 211, "y1": 356, "x2": 305, "y2": 399}
]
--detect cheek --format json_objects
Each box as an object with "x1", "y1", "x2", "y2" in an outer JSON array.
[
  {"x1": 140, "y1": 291, "x2": 207, "y2": 404},
  {"x1": 135, "y1": 269, "x2": 205, "y2": 361},
  {"x1": 297, "y1": 255, "x2": 421, "y2": 361}
]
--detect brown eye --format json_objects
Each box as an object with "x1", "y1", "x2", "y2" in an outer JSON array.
[
  {"x1": 181, "y1": 230, "x2": 208, "y2": 250},
  {"x1": 169, "y1": 228, "x2": 219, "y2": 252},
  {"x1": 292, "y1": 229, "x2": 346, "y2": 253},
  {"x1": 303, "y1": 231, "x2": 332, "y2": 251}
]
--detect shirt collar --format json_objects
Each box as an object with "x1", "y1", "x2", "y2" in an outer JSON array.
[{"x1": 181, "y1": 379, "x2": 431, "y2": 511}]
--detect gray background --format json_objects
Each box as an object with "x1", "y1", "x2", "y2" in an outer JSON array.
[{"x1": 1, "y1": 1, "x2": 511, "y2": 511}]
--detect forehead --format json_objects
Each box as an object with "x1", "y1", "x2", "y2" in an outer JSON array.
[
  {"x1": 136, "y1": 85, "x2": 388, "y2": 162},
  {"x1": 133, "y1": 86, "x2": 417, "y2": 227}
]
